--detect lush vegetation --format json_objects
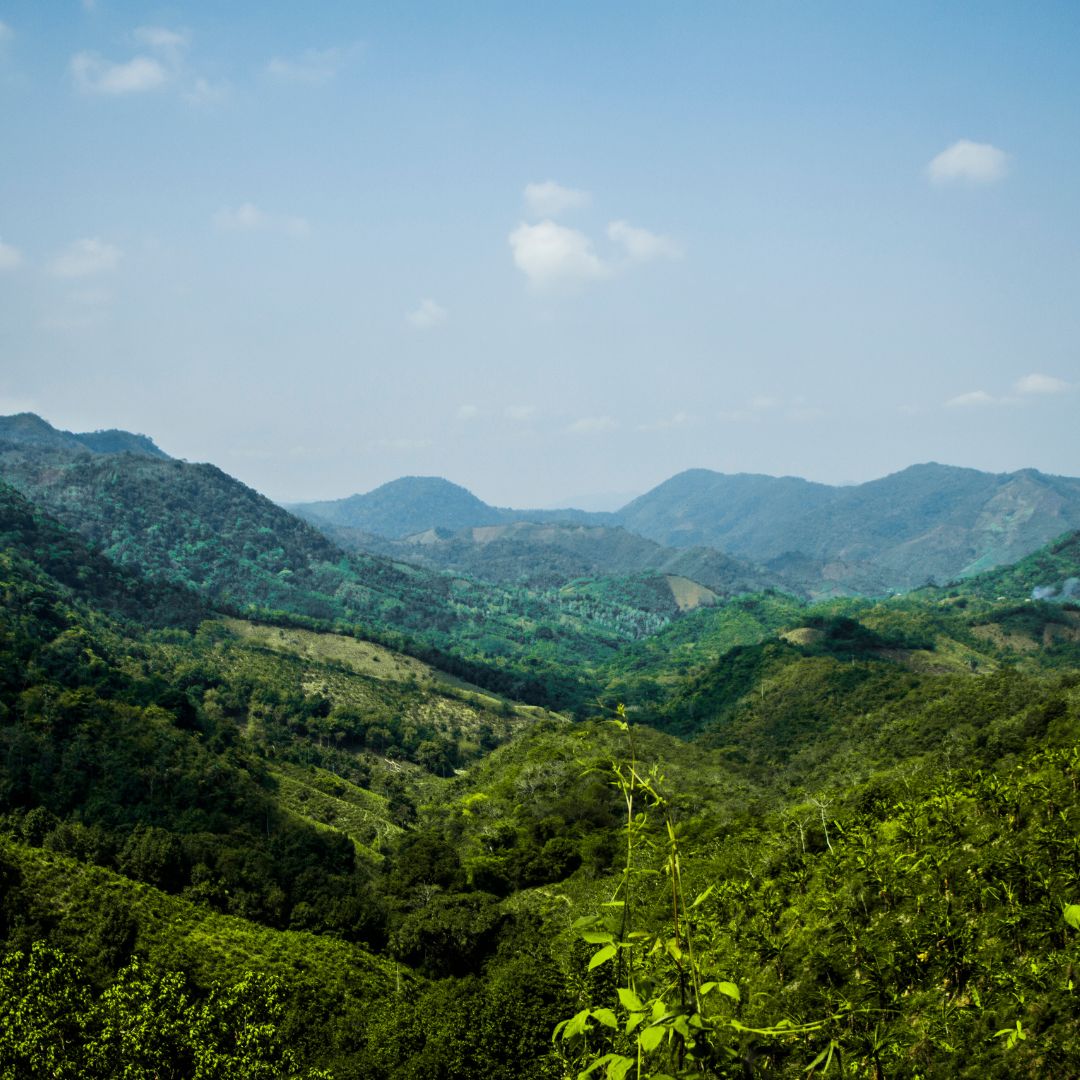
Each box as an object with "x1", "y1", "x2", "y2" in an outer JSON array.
[
  {"x1": 3, "y1": 426, "x2": 1080, "y2": 1077},
  {"x1": 613, "y1": 464, "x2": 1080, "y2": 594}
]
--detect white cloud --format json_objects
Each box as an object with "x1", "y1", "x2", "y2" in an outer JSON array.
[
  {"x1": 946, "y1": 389, "x2": 998, "y2": 407},
  {"x1": 505, "y1": 405, "x2": 536, "y2": 421},
  {"x1": 607, "y1": 220, "x2": 683, "y2": 262},
  {"x1": 638, "y1": 411, "x2": 694, "y2": 432},
  {"x1": 1014, "y1": 372, "x2": 1069, "y2": 396},
  {"x1": 133, "y1": 26, "x2": 191, "y2": 52},
  {"x1": 926, "y1": 140, "x2": 1009, "y2": 185},
  {"x1": 214, "y1": 203, "x2": 309, "y2": 238},
  {"x1": 71, "y1": 51, "x2": 168, "y2": 95},
  {"x1": 0, "y1": 238, "x2": 22, "y2": 271},
  {"x1": 509, "y1": 220, "x2": 609, "y2": 288},
  {"x1": 456, "y1": 404, "x2": 480, "y2": 421},
  {"x1": 266, "y1": 47, "x2": 350, "y2": 86},
  {"x1": 717, "y1": 395, "x2": 787, "y2": 423},
  {"x1": 408, "y1": 298, "x2": 447, "y2": 328},
  {"x1": 523, "y1": 181, "x2": 590, "y2": 218},
  {"x1": 185, "y1": 77, "x2": 228, "y2": 106},
  {"x1": 0, "y1": 20, "x2": 12, "y2": 42},
  {"x1": 568, "y1": 415, "x2": 617, "y2": 434},
  {"x1": 49, "y1": 238, "x2": 121, "y2": 278}
]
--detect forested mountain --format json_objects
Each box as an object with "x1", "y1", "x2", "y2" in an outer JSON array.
[
  {"x1": 3, "y1": 415, "x2": 1080, "y2": 1077},
  {"x1": 291, "y1": 475, "x2": 605, "y2": 536},
  {"x1": 293, "y1": 476, "x2": 510, "y2": 536},
  {"x1": 0, "y1": 433, "x2": 681, "y2": 710},
  {"x1": 615, "y1": 463, "x2": 1080, "y2": 593},
  {"x1": 0, "y1": 412, "x2": 170, "y2": 459},
  {"x1": 294, "y1": 460, "x2": 1080, "y2": 598},
  {"x1": 318, "y1": 518, "x2": 792, "y2": 599}
]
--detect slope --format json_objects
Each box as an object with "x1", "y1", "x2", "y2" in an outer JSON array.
[
  {"x1": 614, "y1": 462, "x2": 1080, "y2": 594},
  {"x1": 0, "y1": 440, "x2": 660, "y2": 709},
  {"x1": 319, "y1": 517, "x2": 793, "y2": 597}
]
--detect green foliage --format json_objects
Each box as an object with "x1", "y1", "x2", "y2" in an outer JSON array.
[
  {"x1": 0, "y1": 943, "x2": 329, "y2": 1079},
  {"x1": 5, "y1": 433, "x2": 1080, "y2": 1078}
]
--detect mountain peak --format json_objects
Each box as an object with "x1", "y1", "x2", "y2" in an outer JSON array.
[
  {"x1": 292, "y1": 475, "x2": 505, "y2": 538},
  {"x1": 0, "y1": 413, "x2": 170, "y2": 459}
]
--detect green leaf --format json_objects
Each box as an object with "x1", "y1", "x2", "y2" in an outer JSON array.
[
  {"x1": 593, "y1": 1008, "x2": 619, "y2": 1030},
  {"x1": 617, "y1": 987, "x2": 644, "y2": 1013},
  {"x1": 564, "y1": 1009, "x2": 591, "y2": 1039},
  {"x1": 638, "y1": 1025, "x2": 666, "y2": 1053},
  {"x1": 578, "y1": 1053, "x2": 617, "y2": 1078},
  {"x1": 1064, "y1": 905, "x2": 1080, "y2": 931},
  {"x1": 690, "y1": 885, "x2": 716, "y2": 909},
  {"x1": 582, "y1": 931, "x2": 615, "y2": 945},
  {"x1": 606, "y1": 1056, "x2": 635, "y2": 1080},
  {"x1": 804, "y1": 1040, "x2": 837, "y2": 1073},
  {"x1": 589, "y1": 945, "x2": 618, "y2": 970},
  {"x1": 717, "y1": 981, "x2": 741, "y2": 1002}
]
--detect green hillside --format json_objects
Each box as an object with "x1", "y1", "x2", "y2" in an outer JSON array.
[
  {"x1": 614, "y1": 463, "x2": 1080, "y2": 594},
  {"x1": 321, "y1": 518, "x2": 791, "y2": 597},
  {"x1": 3, "y1": 432, "x2": 1080, "y2": 1077}
]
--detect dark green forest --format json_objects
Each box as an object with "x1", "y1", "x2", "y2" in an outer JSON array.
[{"x1": 2, "y1": 429, "x2": 1080, "y2": 1077}]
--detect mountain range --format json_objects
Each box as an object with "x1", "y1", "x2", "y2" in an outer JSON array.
[
  {"x1": 4, "y1": 412, "x2": 1079, "y2": 601},
  {"x1": 293, "y1": 463, "x2": 1080, "y2": 595},
  {"x1": 3, "y1": 410, "x2": 1080, "y2": 1077}
]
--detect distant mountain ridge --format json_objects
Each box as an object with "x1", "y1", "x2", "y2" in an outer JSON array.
[
  {"x1": 5, "y1": 413, "x2": 1079, "y2": 599},
  {"x1": 0, "y1": 412, "x2": 170, "y2": 459},
  {"x1": 295, "y1": 463, "x2": 1080, "y2": 596},
  {"x1": 615, "y1": 463, "x2": 1080, "y2": 592},
  {"x1": 291, "y1": 476, "x2": 605, "y2": 537}
]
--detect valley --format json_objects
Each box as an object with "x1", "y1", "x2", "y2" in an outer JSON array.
[{"x1": 1, "y1": 414, "x2": 1079, "y2": 1077}]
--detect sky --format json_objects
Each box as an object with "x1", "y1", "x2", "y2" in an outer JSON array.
[{"x1": 1, "y1": 1, "x2": 1078, "y2": 509}]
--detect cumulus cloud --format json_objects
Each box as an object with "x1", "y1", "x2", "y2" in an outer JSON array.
[
  {"x1": 946, "y1": 390, "x2": 998, "y2": 408},
  {"x1": 608, "y1": 220, "x2": 683, "y2": 262},
  {"x1": 0, "y1": 238, "x2": 22, "y2": 271},
  {"x1": 926, "y1": 140, "x2": 1009, "y2": 184},
  {"x1": 49, "y1": 238, "x2": 121, "y2": 278},
  {"x1": 509, "y1": 220, "x2": 609, "y2": 288},
  {"x1": 133, "y1": 26, "x2": 190, "y2": 51},
  {"x1": 266, "y1": 47, "x2": 351, "y2": 85},
  {"x1": 71, "y1": 52, "x2": 168, "y2": 94},
  {"x1": 214, "y1": 203, "x2": 310, "y2": 238},
  {"x1": 1014, "y1": 373, "x2": 1069, "y2": 396},
  {"x1": 523, "y1": 181, "x2": 590, "y2": 218},
  {"x1": 505, "y1": 405, "x2": 536, "y2": 421},
  {"x1": 408, "y1": 299, "x2": 447, "y2": 328},
  {"x1": 568, "y1": 415, "x2": 618, "y2": 434},
  {"x1": 456, "y1": 404, "x2": 480, "y2": 421}
]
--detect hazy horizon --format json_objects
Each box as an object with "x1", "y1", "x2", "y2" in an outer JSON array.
[{"x1": 2, "y1": 3, "x2": 1078, "y2": 506}]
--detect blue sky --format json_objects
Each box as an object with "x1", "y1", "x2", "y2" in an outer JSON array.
[{"x1": 1, "y1": 2, "x2": 1078, "y2": 506}]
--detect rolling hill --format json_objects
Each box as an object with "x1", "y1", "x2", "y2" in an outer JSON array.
[
  {"x1": 317, "y1": 517, "x2": 794, "y2": 598},
  {"x1": 294, "y1": 462, "x2": 1080, "y2": 598},
  {"x1": 614, "y1": 463, "x2": 1080, "y2": 592}
]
